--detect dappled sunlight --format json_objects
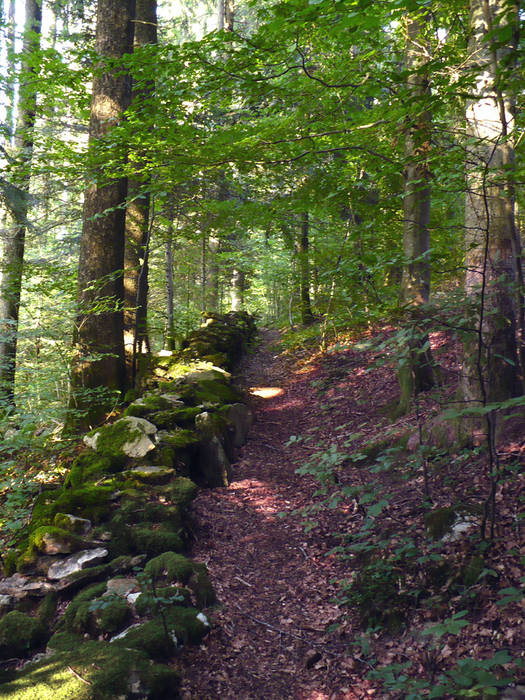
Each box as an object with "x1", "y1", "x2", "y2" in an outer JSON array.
[
  {"x1": 249, "y1": 386, "x2": 284, "y2": 398},
  {"x1": 229, "y1": 477, "x2": 286, "y2": 516}
]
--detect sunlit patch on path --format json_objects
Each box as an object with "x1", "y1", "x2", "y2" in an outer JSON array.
[{"x1": 249, "y1": 386, "x2": 284, "y2": 398}]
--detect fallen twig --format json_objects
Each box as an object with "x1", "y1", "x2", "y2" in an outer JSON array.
[{"x1": 67, "y1": 666, "x2": 92, "y2": 686}]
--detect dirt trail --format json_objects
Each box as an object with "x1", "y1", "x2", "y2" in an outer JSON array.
[{"x1": 179, "y1": 330, "x2": 372, "y2": 700}]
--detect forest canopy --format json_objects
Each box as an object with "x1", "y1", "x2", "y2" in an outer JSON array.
[{"x1": 0, "y1": 0, "x2": 523, "y2": 432}]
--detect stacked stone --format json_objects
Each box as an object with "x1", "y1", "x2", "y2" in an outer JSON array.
[{"x1": 0, "y1": 312, "x2": 256, "y2": 699}]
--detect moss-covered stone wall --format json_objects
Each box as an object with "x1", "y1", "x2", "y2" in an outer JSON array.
[{"x1": 0, "y1": 311, "x2": 256, "y2": 699}]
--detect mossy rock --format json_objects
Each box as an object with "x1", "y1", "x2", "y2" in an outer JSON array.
[
  {"x1": 65, "y1": 453, "x2": 118, "y2": 490},
  {"x1": 86, "y1": 421, "x2": 141, "y2": 459},
  {"x1": 144, "y1": 552, "x2": 216, "y2": 608},
  {"x1": 134, "y1": 585, "x2": 191, "y2": 616},
  {"x1": 200, "y1": 352, "x2": 227, "y2": 367},
  {"x1": 65, "y1": 593, "x2": 131, "y2": 637},
  {"x1": 0, "y1": 637, "x2": 180, "y2": 699},
  {"x1": 53, "y1": 513, "x2": 91, "y2": 535},
  {"x1": 143, "y1": 502, "x2": 182, "y2": 527},
  {"x1": 31, "y1": 485, "x2": 113, "y2": 526},
  {"x1": 425, "y1": 507, "x2": 457, "y2": 540},
  {"x1": 193, "y1": 379, "x2": 243, "y2": 405},
  {"x1": 114, "y1": 499, "x2": 182, "y2": 529},
  {"x1": 57, "y1": 563, "x2": 113, "y2": 593},
  {"x1": 28, "y1": 526, "x2": 86, "y2": 555},
  {"x1": 123, "y1": 394, "x2": 174, "y2": 418},
  {"x1": 157, "y1": 477, "x2": 198, "y2": 508},
  {"x1": 125, "y1": 465, "x2": 176, "y2": 485},
  {"x1": 113, "y1": 607, "x2": 208, "y2": 658},
  {"x1": 144, "y1": 551, "x2": 194, "y2": 585},
  {"x1": 153, "y1": 432, "x2": 198, "y2": 472},
  {"x1": 150, "y1": 406, "x2": 202, "y2": 429},
  {"x1": 131, "y1": 525, "x2": 185, "y2": 557},
  {"x1": 0, "y1": 610, "x2": 46, "y2": 659},
  {"x1": 61, "y1": 582, "x2": 107, "y2": 631},
  {"x1": 17, "y1": 524, "x2": 88, "y2": 573},
  {"x1": 105, "y1": 512, "x2": 136, "y2": 558}
]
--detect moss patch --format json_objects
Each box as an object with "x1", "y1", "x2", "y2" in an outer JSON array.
[
  {"x1": 88, "y1": 420, "x2": 142, "y2": 459},
  {"x1": 0, "y1": 611, "x2": 46, "y2": 659},
  {"x1": 65, "y1": 454, "x2": 118, "y2": 490},
  {"x1": 113, "y1": 607, "x2": 208, "y2": 658},
  {"x1": 131, "y1": 525, "x2": 185, "y2": 557},
  {"x1": 0, "y1": 638, "x2": 180, "y2": 699},
  {"x1": 144, "y1": 551, "x2": 216, "y2": 608},
  {"x1": 31, "y1": 486, "x2": 113, "y2": 526}
]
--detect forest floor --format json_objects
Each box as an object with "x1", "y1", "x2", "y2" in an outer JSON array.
[{"x1": 178, "y1": 327, "x2": 525, "y2": 699}]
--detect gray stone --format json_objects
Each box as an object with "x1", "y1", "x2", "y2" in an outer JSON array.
[
  {"x1": 0, "y1": 595, "x2": 13, "y2": 609},
  {"x1": 198, "y1": 434, "x2": 231, "y2": 487},
  {"x1": 224, "y1": 403, "x2": 253, "y2": 447},
  {"x1": 160, "y1": 394, "x2": 185, "y2": 407},
  {"x1": 47, "y1": 548, "x2": 108, "y2": 580},
  {"x1": 106, "y1": 577, "x2": 139, "y2": 598},
  {"x1": 194, "y1": 411, "x2": 216, "y2": 437},
  {"x1": 442, "y1": 517, "x2": 477, "y2": 542},
  {"x1": 38, "y1": 532, "x2": 80, "y2": 555},
  {"x1": 0, "y1": 575, "x2": 55, "y2": 600},
  {"x1": 109, "y1": 623, "x2": 142, "y2": 643},
  {"x1": 127, "y1": 465, "x2": 175, "y2": 483},
  {"x1": 119, "y1": 417, "x2": 157, "y2": 458},
  {"x1": 84, "y1": 416, "x2": 157, "y2": 459},
  {"x1": 0, "y1": 574, "x2": 28, "y2": 594},
  {"x1": 183, "y1": 368, "x2": 230, "y2": 383}
]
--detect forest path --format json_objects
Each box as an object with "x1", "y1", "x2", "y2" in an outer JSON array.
[{"x1": 179, "y1": 329, "x2": 379, "y2": 700}]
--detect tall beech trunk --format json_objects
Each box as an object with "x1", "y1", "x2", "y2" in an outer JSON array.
[
  {"x1": 230, "y1": 267, "x2": 245, "y2": 311},
  {"x1": 217, "y1": 0, "x2": 234, "y2": 31},
  {"x1": 296, "y1": 213, "x2": 314, "y2": 325},
  {"x1": 71, "y1": 0, "x2": 135, "y2": 426},
  {"x1": 123, "y1": 0, "x2": 157, "y2": 385},
  {"x1": 462, "y1": 0, "x2": 522, "y2": 408},
  {"x1": 5, "y1": 0, "x2": 16, "y2": 143},
  {"x1": 0, "y1": 0, "x2": 42, "y2": 409},
  {"x1": 397, "y1": 12, "x2": 435, "y2": 413},
  {"x1": 165, "y1": 217, "x2": 176, "y2": 351},
  {"x1": 207, "y1": 234, "x2": 220, "y2": 311}
]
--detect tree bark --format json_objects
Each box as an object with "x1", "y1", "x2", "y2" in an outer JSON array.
[
  {"x1": 230, "y1": 266, "x2": 245, "y2": 311},
  {"x1": 397, "y1": 12, "x2": 435, "y2": 413},
  {"x1": 0, "y1": 0, "x2": 42, "y2": 409},
  {"x1": 217, "y1": 0, "x2": 234, "y2": 31},
  {"x1": 123, "y1": 0, "x2": 157, "y2": 385},
  {"x1": 462, "y1": 0, "x2": 522, "y2": 407},
  {"x1": 165, "y1": 215, "x2": 176, "y2": 351},
  {"x1": 296, "y1": 213, "x2": 314, "y2": 325},
  {"x1": 70, "y1": 0, "x2": 135, "y2": 426}
]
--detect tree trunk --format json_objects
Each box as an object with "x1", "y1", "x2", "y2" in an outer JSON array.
[
  {"x1": 207, "y1": 235, "x2": 220, "y2": 311},
  {"x1": 217, "y1": 0, "x2": 234, "y2": 31},
  {"x1": 397, "y1": 12, "x2": 435, "y2": 413},
  {"x1": 296, "y1": 213, "x2": 314, "y2": 325},
  {"x1": 462, "y1": 0, "x2": 522, "y2": 407},
  {"x1": 123, "y1": 0, "x2": 157, "y2": 385},
  {"x1": 0, "y1": 0, "x2": 42, "y2": 409},
  {"x1": 70, "y1": 0, "x2": 135, "y2": 426},
  {"x1": 165, "y1": 213, "x2": 176, "y2": 351},
  {"x1": 5, "y1": 0, "x2": 16, "y2": 143},
  {"x1": 230, "y1": 267, "x2": 245, "y2": 311}
]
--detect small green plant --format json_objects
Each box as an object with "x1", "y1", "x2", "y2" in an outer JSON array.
[{"x1": 421, "y1": 610, "x2": 469, "y2": 638}]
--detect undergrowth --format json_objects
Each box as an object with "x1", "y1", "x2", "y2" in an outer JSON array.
[{"x1": 284, "y1": 326, "x2": 525, "y2": 698}]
